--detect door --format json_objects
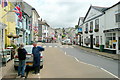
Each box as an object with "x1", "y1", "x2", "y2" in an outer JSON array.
[
  {"x1": 79, "y1": 35, "x2": 81, "y2": 46},
  {"x1": 90, "y1": 35, "x2": 93, "y2": 49}
]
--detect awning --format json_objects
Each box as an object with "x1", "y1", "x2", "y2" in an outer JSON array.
[
  {"x1": 0, "y1": 22, "x2": 7, "y2": 29},
  {"x1": 103, "y1": 28, "x2": 120, "y2": 33}
]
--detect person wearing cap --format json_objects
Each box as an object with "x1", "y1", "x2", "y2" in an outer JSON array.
[
  {"x1": 32, "y1": 42, "x2": 44, "y2": 74},
  {"x1": 17, "y1": 43, "x2": 27, "y2": 78}
]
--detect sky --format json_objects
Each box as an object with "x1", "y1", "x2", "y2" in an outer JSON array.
[{"x1": 24, "y1": 0, "x2": 120, "y2": 28}]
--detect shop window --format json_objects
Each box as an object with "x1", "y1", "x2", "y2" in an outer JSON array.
[
  {"x1": 100, "y1": 36, "x2": 102, "y2": 45},
  {"x1": 93, "y1": 38, "x2": 95, "y2": 45},
  {"x1": 96, "y1": 36, "x2": 99, "y2": 44},
  {"x1": 105, "y1": 33, "x2": 116, "y2": 49},
  {"x1": 115, "y1": 13, "x2": 120, "y2": 22},
  {"x1": 96, "y1": 36, "x2": 99, "y2": 47}
]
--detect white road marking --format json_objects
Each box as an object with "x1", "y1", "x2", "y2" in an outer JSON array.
[
  {"x1": 43, "y1": 46, "x2": 46, "y2": 48},
  {"x1": 54, "y1": 46, "x2": 58, "y2": 48},
  {"x1": 100, "y1": 68, "x2": 119, "y2": 79},
  {"x1": 49, "y1": 46, "x2": 52, "y2": 48},
  {"x1": 70, "y1": 46, "x2": 74, "y2": 48},
  {"x1": 74, "y1": 57, "x2": 79, "y2": 62},
  {"x1": 79, "y1": 60, "x2": 118, "y2": 78},
  {"x1": 65, "y1": 52, "x2": 67, "y2": 55},
  {"x1": 60, "y1": 46, "x2": 63, "y2": 48}
]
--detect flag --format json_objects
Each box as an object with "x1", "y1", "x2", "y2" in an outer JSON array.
[
  {"x1": 13, "y1": 4, "x2": 22, "y2": 20},
  {"x1": 1, "y1": 0, "x2": 8, "y2": 8}
]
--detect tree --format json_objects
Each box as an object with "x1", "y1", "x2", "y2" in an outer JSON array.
[{"x1": 75, "y1": 25, "x2": 79, "y2": 29}]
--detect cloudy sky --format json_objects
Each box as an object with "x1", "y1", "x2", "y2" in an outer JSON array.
[{"x1": 24, "y1": 0, "x2": 119, "y2": 28}]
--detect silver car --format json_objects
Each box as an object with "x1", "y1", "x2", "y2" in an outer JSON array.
[
  {"x1": 14, "y1": 45, "x2": 43, "y2": 70},
  {"x1": 61, "y1": 39, "x2": 72, "y2": 45}
]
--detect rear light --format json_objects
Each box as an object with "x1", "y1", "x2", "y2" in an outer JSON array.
[
  {"x1": 27, "y1": 53, "x2": 32, "y2": 55},
  {"x1": 15, "y1": 55, "x2": 18, "y2": 58},
  {"x1": 40, "y1": 56, "x2": 43, "y2": 58}
]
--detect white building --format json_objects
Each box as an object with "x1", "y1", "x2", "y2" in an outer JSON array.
[
  {"x1": 31, "y1": 8, "x2": 40, "y2": 42},
  {"x1": 80, "y1": 1, "x2": 120, "y2": 54},
  {"x1": 103, "y1": 2, "x2": 120, "y2": 54},
  {"x1": 42, "y1": 22, "x2": 49, "y2": 42},
  {"x1": 82, "y1": 5, "x2": 107, "y2": 49}
]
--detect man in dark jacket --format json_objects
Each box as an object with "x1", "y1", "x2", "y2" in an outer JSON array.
[
  {"x1": 32, "y1": 42, "x2": 44, "y2": 74},
  {"x1": 17, "y1": 43, "x2": 27, "y2": 78}
]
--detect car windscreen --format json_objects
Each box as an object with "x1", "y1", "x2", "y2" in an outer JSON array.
[{"x1": 25, "y1": 47, "x2": 32, "y2": 53}]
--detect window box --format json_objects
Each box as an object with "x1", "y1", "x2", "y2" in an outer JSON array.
[
  {"x1": 85, "y1": 43, "x2": 89, "y2": 46},
  {"x1": 85, "y1": 31, "x2": 88, "y2": 34},
  {"x1": 94, "y1": 29, "x2": 99, "y2": 32},
  {"x1": 89, "y1": 29, "x2": 93, "y2": 33}
]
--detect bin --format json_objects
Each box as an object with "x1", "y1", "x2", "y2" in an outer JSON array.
[{"x1": 100, "y1": 45, "x2": 104, "y2": 52}]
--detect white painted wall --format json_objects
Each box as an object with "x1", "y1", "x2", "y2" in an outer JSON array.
[{"x1": 105, "y1": 4, "x2": 119, "y2": 30}]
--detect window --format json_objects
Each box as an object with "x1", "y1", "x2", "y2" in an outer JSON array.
[
  {"x1": 105, "y1": 33, "x2": 116, "y2": 49},
  {"x1": 17, "y1": 19, "x2": 20, "y2": 27},
  {"x1": 100, "y1": 36, "x2": 102, "y2": 45},
  {"x1": 96, "y1": 36, "x2": 99, "y2": 44},
  {"x1": 90, "y1": 21, "x2": 93, "y2": 30},
  {"x1": 86, "y1": 23, "x2": 88, "y2": 31},
  {"x1": 118, "y1": 37, "x2": 120, "y2": 50},
  {"x1": 93, "y1": 38, "x2": 95, "y2": 45},
  {"x1": 95, "y1": 19, "x2": 99, "y2": 29},
  {"x1": 115, "y1": 13, "x2": 120, "y2": 22}
]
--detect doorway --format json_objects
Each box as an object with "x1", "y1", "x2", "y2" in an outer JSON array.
[{"x1": 90, "y1": 35, "x2": 93, "y2": 49}]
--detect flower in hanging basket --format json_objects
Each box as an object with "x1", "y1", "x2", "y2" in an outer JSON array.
[
  {"x1": 94, "y1": 29, "x2": 99, "y2": 32},
  {"x1": 89, "y1": 29, "x2": 93, "y2": 33}
]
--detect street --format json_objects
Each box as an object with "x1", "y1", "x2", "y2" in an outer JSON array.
[{"x1": 1, "y1": 43, "x2": 119, "y2": 79}]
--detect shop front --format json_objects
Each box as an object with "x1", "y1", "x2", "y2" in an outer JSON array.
[{"x1": 104, "y1": 28, "x2": 120, "y2": 54}]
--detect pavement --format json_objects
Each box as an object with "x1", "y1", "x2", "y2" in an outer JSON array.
[{"x1": 74, "y1": 45, "x2": 120, "y2": 60}]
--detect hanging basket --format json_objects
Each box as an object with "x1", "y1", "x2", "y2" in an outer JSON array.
[
  {"x1": 19, "y1": 35, "x2": 22, "y2": 37},
  {"x1": 7, "y1": 35, "x2": 13, "y2": 38}
]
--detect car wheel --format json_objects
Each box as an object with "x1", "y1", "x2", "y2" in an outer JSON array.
[
  {"x1": 40, "y1": 65, "x2": 43, "y2": 69},
  {"x1": 14, "y1": 66, "x2": 18, "y2": 70}
]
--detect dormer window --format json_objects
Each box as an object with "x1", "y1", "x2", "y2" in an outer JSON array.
[{"x1": 115, "y1": 13, "x2": 120, "y2": 22}]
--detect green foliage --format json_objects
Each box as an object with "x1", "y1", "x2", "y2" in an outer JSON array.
[
  {"x1": 75, "y1": 25, "x2": 79, "y2": 29},
  {"x1": 10, "y1": 44, "x2": 17, "y2": 49},
  {"x1": 62, "y1": 35, "x2": 66, "y2": 38}
]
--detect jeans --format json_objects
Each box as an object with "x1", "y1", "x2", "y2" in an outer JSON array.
[
  {"x1": 34, "y1": 66, "x2": 40, "y2": 73},
  {"x1": 18, "y1": 60, "x2": 26, "y2": 76}
]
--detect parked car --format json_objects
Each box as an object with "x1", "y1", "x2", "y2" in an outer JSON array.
[
  {"x1": 61, "y1": 39, "x2": 72, "y2": 45},
  {"x1": 14, "y1": 45, "x2": 43, "y2": 70}
]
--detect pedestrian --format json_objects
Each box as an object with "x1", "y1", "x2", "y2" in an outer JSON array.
[
  {"x1": 17, "y1": 43, "x2": 27, "y2": 78},
  {"x1": 32, "y1": 42, "x2": 45, "y2": 74}
]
